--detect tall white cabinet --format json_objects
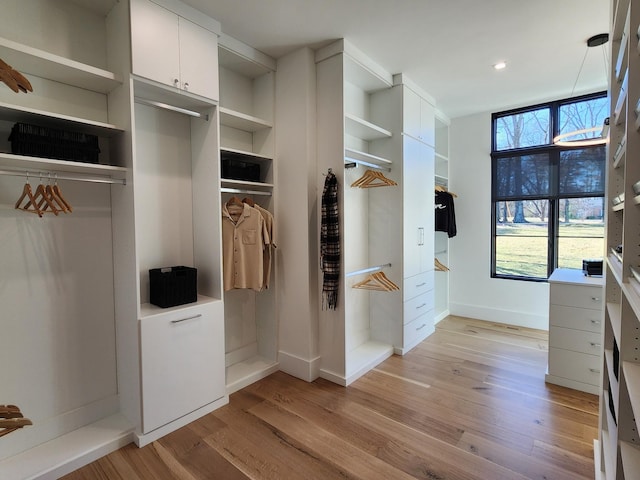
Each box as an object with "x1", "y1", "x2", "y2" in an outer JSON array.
[{"x1": 598, "y1": 0, "x2": 640, "y2": 477}]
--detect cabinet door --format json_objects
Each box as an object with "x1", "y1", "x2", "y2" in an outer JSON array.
[
  {"x1": 131, "y1": 0, "x2": 180, "y2": 89},
  {"x1": 419, "y1": 143, "x2": 435, "y2": 273},
  {"x1": 178, "y1": 17, "x2": 219, "y2": 101},
  {"x1": 140, "y1": 301, "x2": 225, "y2": 434},
  {"x1": 403, "y1": 87, "x2": 422, "y2": 141},
  {"x1": 419, "y1": 97, "x2": 436, "y2": 147}
]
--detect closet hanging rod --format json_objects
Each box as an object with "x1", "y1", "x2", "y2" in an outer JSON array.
[
  {"x1": 346, "y1": 263, "x2": 392, "y2": 278},
  {"x1": 134, "y1": 97, "x2": 208, "y2": 120},
  {"x1": 221, "y1": 187, "x2": 272, "y2": 196},
  {"x1": 0, "y1": 169, "x2": 126, "y2": 185},
  {"x1": 344, "y1": 157, "x2": 391, "y2": 172}
]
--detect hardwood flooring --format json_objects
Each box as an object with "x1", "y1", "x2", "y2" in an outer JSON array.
[{"x1": 63, "y1": 316, "x2": 599, "y2": 480}]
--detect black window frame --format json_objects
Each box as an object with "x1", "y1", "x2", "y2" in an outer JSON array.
[{"x1": 491, "y1": 91, "x2": 607, "y2": 282}]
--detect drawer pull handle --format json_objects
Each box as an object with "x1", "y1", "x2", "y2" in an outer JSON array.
[
  {"x1": 589, "y1": 368, "x2": 601, "y2": 373},
  {"x1": 171, "y1": 314, "x2": 202, "y2": 324},
  {"x1": 589, "y1": 342, "x2": 602, "y2": 348},
  {"x1": 416, "y1": 303, "x2": 427, "y2": 309},
  {"x1": 416, "y1": 323, "x2": 427, "y2": 331},
  {"x1": 591, "y1": 297, "x2": 600, "y2": 301},
  {"x1": 590, "y1": 320, "x2": 601, "y2": 325},
  {"x1": 416, "y1": 282, "x2": 427, "y2": 287}
]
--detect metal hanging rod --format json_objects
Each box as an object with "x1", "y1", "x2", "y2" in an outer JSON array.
[
  {"x1": 346, "y1": 263, "x2": 392, "y2": 278},
  {"x1": 220, "y1": 187, "x2": 272, "y2": 196},
  {"x1": 0, "y1": 169, "x2": 126, "y2": 185},
  {"x1": 134, "y1": 97, "x2": 209, "y2": 121},
  {"x1": 344, "y1": 157, "x2": 391, "y2": 172}
]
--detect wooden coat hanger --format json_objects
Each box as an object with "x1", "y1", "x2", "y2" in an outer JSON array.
[
  {"x1": 30, "y1": 177, "x2": 59, "y2": 216},
  {"x1": 15, "y1": 175, "x2": 43, "y2": 217},
  {"x1": 353, "y1": 271, "x2": 399, "y2": 291},
  {"x1": 0, "y1": 405, "x2": 32, "y2": 438},
  {"x1": 0, "y1": 58, "x2": 33, "y2": 94},
  {"x1": 435, "y1": 258, "x2": 450, "y2": 272},
  {"x1": 351, "y1": 169, "x2": 397, "y2": 188},
  {"x1": 52, "y1": 176, "x2": 72, "y2": 212},
  {"x1": 241, "y1": 196, "x2": 255, "y2": 207},
  {"x1": 435, "y1": 184, "x2": 457, "y2": 197}
]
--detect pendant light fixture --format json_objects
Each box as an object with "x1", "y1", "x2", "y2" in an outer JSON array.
[{"x1": 553, "y1": 33, "x2": 610, "y2": 147}]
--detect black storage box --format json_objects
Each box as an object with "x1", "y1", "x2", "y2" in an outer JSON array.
[
  {"x1": 582, "y1": 259, "x2": 603, "y2": 276},
  {"x1": 221, "y1": 158, "x2": 261, "y2": 182},
  {"x1": 9, "y1": 122, "x2": 100, "y2": 164},
  {"x1": 149, "y1": 266, "x2": 197, "y2": 308}
]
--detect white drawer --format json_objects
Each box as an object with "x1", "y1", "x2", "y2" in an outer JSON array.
[
  {"x1": 140, "y1": 300, "x2": 226, "y2": 433},
  {"x1": 549, "y1": 326, "x2": 602, "y2": 355},
  {"x1": 549, "y1": 283, "x2": 602, "y2": 310},
  {"x1": 403, "y1": 271, "x2": 434, "y2": 301},
  {"x1": 549, "y1": 304, "x2": 603, "y2": 332},
  {"x1": 548, "y1": 347, "x2": 601, "y2": 386},
  {"x1": 403, "y1": 312, "x2": 434, "y2": 349},
  {"x1": 404, "y1": 290, "x2": 434, "y2": 324}
]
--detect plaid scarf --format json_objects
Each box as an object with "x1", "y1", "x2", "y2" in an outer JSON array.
[{"x1": 321, "y1": 171, "x2": 340, "y2": 310}]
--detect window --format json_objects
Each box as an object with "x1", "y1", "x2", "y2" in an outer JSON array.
[{"x1": 491, "y1": 92, "x2": 607, "y2": 281}]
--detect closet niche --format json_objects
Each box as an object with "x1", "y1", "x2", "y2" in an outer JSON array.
[
  {"x1": 218, "y1": 34, "x2": 279, "y2": 394},
  {"x1": 316, "y1": 40, "x2": 400, "y2": 386}
]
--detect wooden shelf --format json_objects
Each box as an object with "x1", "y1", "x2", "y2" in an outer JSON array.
[
  {"x1": 0, "y1": 37, "x2": 121, "y2": 94},
  {"x1": 219, "y1": 107, "x2": 272, "y2": 132},
  {"x1": 345, "y1": 113, "x2": 392, "y2": 141}
]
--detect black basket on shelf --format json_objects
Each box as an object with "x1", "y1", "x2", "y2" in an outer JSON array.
[
  {"x1": 9, "y1": 122, "x2": 101, "y2": 164},
  {"x1": 149, "y1": 266, "x2": 197, "y2": 308},
  {"x1": 221, "y1": 156, "x2": 261, "y2": 182}
]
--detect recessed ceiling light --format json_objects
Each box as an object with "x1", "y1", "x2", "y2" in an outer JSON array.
[{"x1": 493, "y1": 62, "x2": 507, "y2": 70}]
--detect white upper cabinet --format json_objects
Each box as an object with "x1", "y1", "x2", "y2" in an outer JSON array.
[
  {"x1": 403, "y1": 86, "x2": 435, "y2": 146},
  {"x1": 131, "y1": 0, "x2": 219, "y2": 101}
]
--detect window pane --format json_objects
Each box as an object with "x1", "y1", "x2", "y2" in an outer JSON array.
[
  {"x1": 495, "y1": 154, "x2": 550, "y2": 198},
  {"x1": 495, "y1": 108, "x2": 550, "y2": 150},
  {"x1": 559, "y1": 96, "x2": 609, "y2": 140},
  {"x1": 557, "y1": 197, "x2": 604, "y2": 269},
  {"x1": 559, "y1": 147, "x2": 606, "y2": 195},
  {"x1": 495, "y1": 201, "x2": 549, "y2": 278}
]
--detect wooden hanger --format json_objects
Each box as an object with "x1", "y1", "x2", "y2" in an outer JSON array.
[
  {"x1": 241, "y1": 196, "x2": 255, "y2": 207},
  {"x1": 435, "y1": 184, "x2": 457, "y2": 197},
  {"x1": 0, "y1": 58, "x2": 33, "y2": 93},
  {"x1": 353, "y1": 271, "x2": 399, "y2": 291},
  {"x1": 52, "y1": 176, "x2": 72, "y2": 212},
  {"x1": 351, "y1": 169, "x2": 397, "y2": 188},
  {"x1": 0, "y1": 405, "x2": 32, "y2": 438},
  {"x1": 30, "y1": 179, "x2": 60, "y2": 216},
  {"x1": 435, "y1": 258, "x2": 450, "y2": 272},
  {"x1": 15, "y1": 175, "x2": 43, "y2": 217}
]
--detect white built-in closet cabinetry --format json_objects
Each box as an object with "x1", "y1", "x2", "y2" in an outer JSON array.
[
  {"x1": 598, "y1": 0, "x2": 640, "y2": 477},
  {"x1": 217, "y1": 34, "x2": 280, "y2": 394},
  {"x1": 316, "y1": 41, "x2": 436, "y2": 386}
]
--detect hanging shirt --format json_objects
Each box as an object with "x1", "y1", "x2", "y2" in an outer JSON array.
[
  {"x1": 435, "y1": 191, "x2": 457, "y2": 238},
  {"x1": 222, "y1": 203, "x2": 270, "y2": 292},
  {"x1": 253, "y1": 204, "x2": 276, "y2": 289}
]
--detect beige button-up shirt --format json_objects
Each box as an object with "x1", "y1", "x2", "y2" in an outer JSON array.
[{"x1": 222, "y1": 203, "x2": 270, "y2": 292}]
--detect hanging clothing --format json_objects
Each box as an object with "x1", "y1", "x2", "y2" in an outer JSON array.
[
  {"x1": 435, "y1": 190, "x2": 457, "y2": 238},
  {"x1": 253, "y1": 203, "x2": 276, "y2": 289},
  {"x1": 321, "y1": 171, "x2": 340, "y2": 310},
  {"x1": 222, "y1": 202, "x2": 270, "y2": 292}
]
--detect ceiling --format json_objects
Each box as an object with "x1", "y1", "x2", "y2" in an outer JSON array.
[{"x1": 182, "y1": 0, "x2": 611, "y2": 119}]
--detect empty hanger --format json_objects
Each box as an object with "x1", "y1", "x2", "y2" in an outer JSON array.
[
  {"x1": 351, "y1": 169, "x2": 397, "y2": 188},
  {"x1": 0, "y1": 405, "x2": 32, "y2": 438},
  {"x1": 14, "y1": 173, "x2": 43, "y2": 217},
  {"x1": 435, "y1": 184, "x2": 457, "y2": 197},
  {"x1": 353, "y1": 271, "x2": 399, "y2": 291},
  {"x1": 435, "y1": 258, "x2": 450, "y2": 272}
]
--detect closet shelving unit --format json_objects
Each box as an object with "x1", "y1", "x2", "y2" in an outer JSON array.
[
  {"x1": 218, "y1": 33, "x2": 279, "y2": 394},
  {"x1": 0, "y1": 0, "x2": 132, "y2": 476},
  {"x1": 598, "y1": 0, "x2": 640, "y2": 477},
  {"x1": 434, "y1": 113, "x2": 451, "y2": 322},
  {"x1": 316, "y1": 40, "x2": 399, "y2": 386}
]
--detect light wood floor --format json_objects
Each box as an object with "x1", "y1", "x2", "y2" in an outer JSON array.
[{"x1": 63, "y1": 316, "x2": 599, "y2": 480}]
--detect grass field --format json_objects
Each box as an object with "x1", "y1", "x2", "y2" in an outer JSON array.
[{"x1": 495, "y1": 221, "x2": 604, "y2": 278}]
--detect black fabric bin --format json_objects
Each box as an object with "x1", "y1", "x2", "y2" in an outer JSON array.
[
  {"x1": 149, "y1": 266, "x2": 197, "y2": 308},
  {"x1": 221, "y1": 158, "x2": 261, "y2": 182},
  {"x1": 9, "y1": 122, "x2": 101, "y2": 164}
]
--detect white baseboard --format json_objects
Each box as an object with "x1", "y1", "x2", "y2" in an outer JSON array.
[
  {"x1": 449, "y1": 302, "x2": 548, "y2": 330},
  {"x1": 278, "y1": 350, "x2": 320, "y2": 382}
]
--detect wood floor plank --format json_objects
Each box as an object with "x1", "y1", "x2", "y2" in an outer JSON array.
[{"x1": 62, "y1": 316, "x2": 599, "y2": 480}]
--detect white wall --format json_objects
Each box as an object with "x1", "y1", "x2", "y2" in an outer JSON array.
[{"x1": 448, "y1": 111, "x2": 549, "y2": 330}]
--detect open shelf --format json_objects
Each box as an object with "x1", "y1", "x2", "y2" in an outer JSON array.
[
  {"x1": 219, "y1": 107, "x2": 272, "y2": 132},
  {"x1": 607, "y1": 302, "x2": 622, "y2": 344},
  {"x1": 345, "y1": 113, "x2": 392, "y2": 140},
  {"x1": 226, "y1": 356, "x2": 279, "y2": 395},
  {"x1": 344, "y1": 147, "x2": 393, "y2": 166},
  {"x1": 623, "y1": 362, "x2": 640, "y2": 425},
  {"x1": 0, "y1": 152, "x2": 127, "y2": 179},
  {"x1": 139, "y1": 295, "x2": 221, "y2": 321},
  {"x1": 0, "y1": 36, "x2": 121, "y2": 94}
]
